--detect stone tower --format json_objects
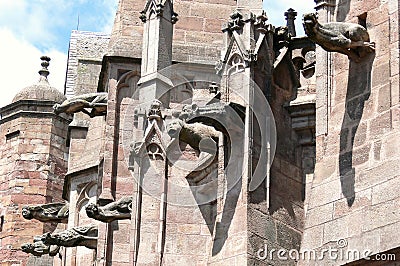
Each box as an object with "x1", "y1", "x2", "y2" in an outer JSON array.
[{"x1": 0, "y1": 57, "x2": 71, "y2": 265}]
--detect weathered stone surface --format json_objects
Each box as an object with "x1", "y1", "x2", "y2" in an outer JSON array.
[
  {"x1": 21, "y1": 234, "x2": 60, "y2": 257},
  {"x1": 303, "y1": 13, "x2": 375, "y2": 62},
  {"x1": 53, "y1": 92, "x2": 108, "y2": 117},
  {"x1": 22, "y1": 202, "x2": 69, "y2": 223},
  {"x1": 43, "y1": 225, "x2": 98, "y2": 249},
  {"x1": 86, "y1": 196, "x2": 132, "y2": 223}
]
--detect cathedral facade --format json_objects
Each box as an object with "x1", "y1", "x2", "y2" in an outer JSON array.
[{"x1": 0, "y1": 0, "x2": 399, "y2": 265}]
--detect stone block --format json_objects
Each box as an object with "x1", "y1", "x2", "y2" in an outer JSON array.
[
  {"x1": 308, "y1": 179, "x2": 342, "y2": 209},
  {"x1": 305, "y1": 203, "x2": 333, "y2": 228},
  {"x1": 372, "y1": 62, "x2": 390, "y2": 88},
  {"x1": 248, "y1": 208, "x2": 276, "y2": 242},
  {"x1": 352, "y1": 122, "x2": 367, "y2": 148},
  {"x1": 204, "y1": 19, "x2": 224, "y2": 33},
  {"x1": 379, "y1": 221, "x2": 400, "y2": 251},
  {"x1": 362, "y1": 198, "x2": 400, "y2": 232},
  {"x1": 276, "y1": 222, "x2": 302, "y2": 251},
  {"x1": 177, "y1": 224, "x2": 201, "y2": 235},
  {"x1": 175, "y1": 17, "x2": 204, "y2": 32},
  {"x1": 369, "y1": 111, "x2": 392, "y2": 138},
  {"x1": 190, "y1": 3, "x2": 233, "y2": 20},
  {"x1": 377, "y1": 83, "x2": 391, "y2": 113},
  {"x1": 352, "y1": 143, "x2": 371, "y2": 166},
  {"x1": 313, "y1": 156, "x2": 337, "y2": 185},
  {"x1": 371, "y1": 177, "x2": 400, "y2": 205}
]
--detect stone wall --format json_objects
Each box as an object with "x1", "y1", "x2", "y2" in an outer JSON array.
[
  {"x1": 302, "y1": 0, "x2": 400, "y2": 265},
  {"x1": 108, "y1": 0, "x2": 237, "y2": 63},
  {"x1": 0, "y1": 102, "x2": 69, "y2": 265},
  {"x1": 65, "y1": 31, "x2": 110, "y2": 98}
]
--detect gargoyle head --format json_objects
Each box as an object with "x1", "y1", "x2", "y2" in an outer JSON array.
[
  {"x1": 42, "y1": 232, "x2": 54, "y2": 245},
  {"x1": 21, "y1": 243, "x2": 33, "y2": 253},
  {"x1": 53, "y1": 103, "x2": 62, "y2": 114},
  {"x1": 303, "y1": 13, "x2": 319, "y2": 37},
  {"x1": 166, "y1": 119, "x2": 184, "y2": 139},
  {"x1": 22, "y1": 206, "x2": 33, "y2": 220},
  {"x1": 85, "y1": 203, "x2": 99, "y2": 218},
  {"x1": 179, "y1": 103, "x2": 198, "y2": 121}
]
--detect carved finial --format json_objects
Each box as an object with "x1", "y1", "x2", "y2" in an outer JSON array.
[
  {"x1": 147, "y1": 99, "x2": 163, "y2": 121},
  {"x1": 38, "y1": 56, "x2": 50, "y2": 80},
  {"x1": 227, "y1": 10, "x2": 244, "y2": 31},
  {"x1": 284, "y1": 8, "x2": 297, "y2": 37}
]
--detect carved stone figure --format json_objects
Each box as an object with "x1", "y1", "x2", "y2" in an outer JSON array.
[
  {"x1": 21, "y1": 234, "x2": 60, "y2": 257},
  {"x1": 85, "y1": 196, "x2": 133, "y2": 223},
  {"x1": 178, "y1": 102, "x2": 245, "y2": 133},
  {"x1": 147, "y1": 99, "x2": 163, "y2": 120},
  {"x1": 22, "y1": 202, "x2": 69, "y2": 223},
  {"x1": 43, "y1": 225, "x2": 98, "y2": 250},
  {"x1": 53, "y1": 92, "x2": 108, "y2": 117},
  {"x1": 303, "y1": 13, "x2": 375, "y2": 62},
  {"x1": 166, "y1": 119, "x2": 219, "y2": 151}
]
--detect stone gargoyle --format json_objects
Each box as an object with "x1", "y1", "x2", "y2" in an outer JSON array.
[
  {"x1": 178, "y1": 102, "x2": 245, "y2": 133},
  {"x1": 53, "y1": 92, "x2": 108, "y2": 117},
  {"x1": 43, "y1": 225, "x2": 98, "y2": 250},
  {"x1": 166, "y1": 119, "x2": 220, "y2": 176},
  {"x1": 166, "y1": 119, "x2": 219, "y2": 152},
  {"x1": 303, "y1": 13, "x2": 375, "y2": 62},
  {"x1": 22, "y1": 202, "x2": 69, "y2": 223},
  {"x1": 21, "y1": 234, "x2": 60, "y2": 257},
  {"x1": 85, "y1": 196, "x2": 133, "y2": 223}
]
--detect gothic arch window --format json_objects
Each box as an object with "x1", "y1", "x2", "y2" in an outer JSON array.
[
  {"x1": 146, "y1": 143, "x2": 164, "y2": 160},
  {"x1": 227, "y1": 53, "x2": 245, "y2": 76}
]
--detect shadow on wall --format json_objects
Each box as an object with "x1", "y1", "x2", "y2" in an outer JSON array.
[
  {"x1": 339, "y1": 52, "x2": 375, "y2": 206},
  {"x1": 337, "y1": 0, "x2": 351, "y2": 22}
]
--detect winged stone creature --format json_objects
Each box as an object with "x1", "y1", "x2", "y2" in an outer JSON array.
[
  {"x1": 43, "y1": 225, "x2": 98, "y2": 249},
  {"x1": 303, "y1": 13, "x2": 375, "y2": 62},
  {"x1": 53, "y1": 92, "x2": 108, "y2": 117},
  {"x1": 22, "y1": 202, "x2": 69, "y2": 223},
  {"x1": 85, "y1": 196, "x2": 133, "y2": 223},
  {"x1": 21, "y1": 234, "x2": 60, "y2": 257}
]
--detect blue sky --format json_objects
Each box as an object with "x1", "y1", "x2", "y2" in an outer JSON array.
[{"x1": 0, "y1": 0, "x2": 314, "y2": 108}]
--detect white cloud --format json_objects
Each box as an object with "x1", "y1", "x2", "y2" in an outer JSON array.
[
  {"x1": 263, "y1": 0, "x2": 315, "y2": 35},
  {"x1": 0, "y1": 0, "x2": 118, "y2": 108},
  {"x1": 99, "y1": 0, "x2": 119, "y2": 33},
  {"x1": 0, "y1": 28, "x2": 67, "y2": 108}
]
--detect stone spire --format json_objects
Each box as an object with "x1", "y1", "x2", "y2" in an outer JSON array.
[
  {"x1": 12, "y1": 56, "x2": 65, "y2": 104},
  {"x1": 38, "y1": 55, "x2": 50, "y2": 83},
  {"x1": 137, "y1": 0, "x2": 177, "y2": 108},
  {"x1": 284, "y1": 8, "x2": 297, "y2": 37}
]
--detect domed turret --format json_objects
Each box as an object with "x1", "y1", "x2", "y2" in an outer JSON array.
[{"x1": 12, "y1": 56, "x2": 66, "y2": 103}]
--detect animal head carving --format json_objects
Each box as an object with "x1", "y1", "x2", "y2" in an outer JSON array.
[
  {"x1": 166, "y1": 119, "x2": 184, "y2": 139},
  {"x1": 85, "y1": 203, "x2": 99, "y2": 218},
  {"x1": 303, "y1": 13, "x2": 319, "y2": 36},
  {"x1": 53, "y1": 103, "x2": 62, "y2": 114},
  {"x1": 179, "y1": 103, "x2": 199, "y2": 121},
  {"x1": 21, "y1": 243, "x2": 34, "y2": 252},
  {"x1": 22, "y1": 206, "x2": 33, "y2": 220}
]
